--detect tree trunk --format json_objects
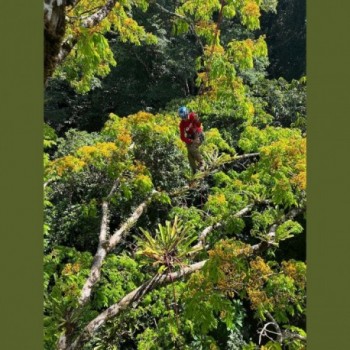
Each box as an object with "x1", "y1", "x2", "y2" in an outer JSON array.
[{"x1": 44, "y1": 0, "x2": 67, "y2": 84}]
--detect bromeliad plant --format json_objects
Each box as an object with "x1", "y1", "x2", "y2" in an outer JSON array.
[
  {"x1": 136, "y1": 216, "x2": 203, "y2": 335},
  {"x1": 137, "y1": 216, "x2": 201, "y2": 274}
]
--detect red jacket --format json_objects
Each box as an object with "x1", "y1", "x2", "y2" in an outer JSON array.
[{"x1": 179, "y1": 114, "x2": 202, "y2": 144}]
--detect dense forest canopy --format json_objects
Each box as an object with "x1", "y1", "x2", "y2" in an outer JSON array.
[{"x1": 44, "y1": 1, "x2": 306, "y2": 349}]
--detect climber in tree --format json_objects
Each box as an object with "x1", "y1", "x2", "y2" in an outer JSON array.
[{"x1": 178, "y1": 106, "x2": 204, "y2": 174}]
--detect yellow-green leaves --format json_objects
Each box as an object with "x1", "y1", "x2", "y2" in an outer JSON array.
[
  {"x1": 227, "y1": 36, "x2": 268, "y2": 70},
  {"x1": 178, "y1": 0, "x2": 221, "y2": 22},
  {"x1": 44, "y1": 123, "x2": 57, "y2": 149},
  {"x1": 58, "y1": 0, "x2": 157, "y2": 93},
  {"x1": 241, "y1": 0, "x2": 261, "y2": 30},
  {"x1": 238, "y1": 126, "x2": 306, "y2": 207},
  {"x1": 66, "y1": 32, "x2": 116, "y2": 93}
]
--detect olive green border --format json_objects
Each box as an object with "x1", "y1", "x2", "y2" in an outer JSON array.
[
  {"x1": 1, "y1": 1, "x2": 348, "y2": 349},
  {"x1": 307, "y1": 1, "x2": 350, "y2": 349},
  {"x1": 0, "y1": 2, "x2": 43, "y2": 349}
]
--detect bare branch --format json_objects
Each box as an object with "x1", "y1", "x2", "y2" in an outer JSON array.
[
  {"x1": 251, "y1": 204, "x2": 305, "y2": 253},
  {"x1": 266, "y1": 312, "x2": 283, "y2": 343},
  {"x1": 78, "y1": 188, "x2": 156, "y2": 306},
  {"x1": 108, "y1": 190, "x2": 158, "y2": 250},
  {"x1": 258, "y1": 322, "x2": 280, "y2": 344},
  {"x1": 234, "y1": 152, "x2": 260, "y2": 160},
  {"x1": 192, "y1": 203, "x2": 254, "y2": 251},
  {"x1": 153, "y1": 3, "x2": 187, "y2": 21},
  {"x1": 78, "y1": 200, "x2": 109, "y2": 305},
  {"x1": 81, "y1": 0, "x2": 117, "y2": 28},
  {"x1": 195, "y1": 222, "x2": 222, "y2": 248},
  {"x1": 259, "y1": 312, "x2": 307, "y2": 344}
]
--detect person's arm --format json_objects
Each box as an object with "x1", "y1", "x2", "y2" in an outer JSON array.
[
  {"x1": 179, "y1": 122, "x2": 193, "y2": 144},
  {"x1": 189, "y1": 113, "x2": 201, "y2": 127}
]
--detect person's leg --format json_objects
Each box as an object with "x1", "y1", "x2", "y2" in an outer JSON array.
[
  {"x1": 192, "y1": 145, "x2": 203, "y2": 165},
  {"x1": 187, "y1": 144, "x2": 198, "y2": 174},
  {"x1": 191, "y1": 136, "x2": 203, "y2": 167}
]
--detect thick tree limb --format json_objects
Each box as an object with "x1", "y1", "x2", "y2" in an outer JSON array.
[
  {"x1": 78, "y1": 181, "x2": 119, "y2": 305},
  {"x1": 56, "y1": 36, "x2": 78, "y2": 65},
  {"x1": 195, "y1": 222, "x2": 222, "y2": 249},
  {"x1": 234, "y1": 152, "x2": 260, "y2": 160},
  {"x1": 80, "y1": 0, "x2": 118, "y2": 28},
  {"x1": 44, "y1": 0, "x2": 67, "y2": 83},
  {"x1": 68, "y1": 260, "x2": 207, "y2": 350},
  {"x1": 78, "y1": 188, "x2": 157, "y2": 306},
  {"x1": 78, "y1": 200, "x2": 110, "y2": 305},
  {"x1": 108, "y1": 190, "x2": 158, "y2": 250}
]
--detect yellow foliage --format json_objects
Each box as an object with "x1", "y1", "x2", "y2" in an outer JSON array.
[
  {"x1": 247, "y1": 288, "x2": 271, "y2": 310},
  {"x1": 281, "y1": 261, "x2": 306, "y2": 289},
  {"x1": 261, "y1": 136, "x2": 306, "y2": 191},
  {"x1": 130, "y1": 161, "x2": 147, "y2": 174},
  {"x1": 204, "y1": 44, "x2": 225, "y2": 56},
  {"x1": 62, "y1": 262, "x2": 81, "y2": 276},
  {"x1": 250, "y1": 256, "x2": 272, "y2": 279},
  {"x1": 51, "y1": 155, "x2": 86, "y2": 176},
  {"x1": 245, "y1": 38, "x2": 255, "y2": 50},
  {"x1": 243, "y1": 1, "x2": 261, "y2": 18},
  {"x1": 247, "y1": 101, "x2": 255, "y2": 115},
  {"x1": 185, "y1": 272, "x2": 210, "y2": 298},
  {"x1": 117, "y1": 133, "x2": 132, "y2": 146},
  {"x1": 291, "y1": 172, "x2": 306, "y2": 191},
  {"x1": 128, "y1": 111, "x2": 154, "y2": 124},
  {"x1": 154, "y1": 124, "x2": 170, "y2": 134},
  {"x1": 207, "y1": 240, "x2": 253, "y2": 295},
  {"x1": 77, "y1": 142, "x2": 117, "y2": 162}
]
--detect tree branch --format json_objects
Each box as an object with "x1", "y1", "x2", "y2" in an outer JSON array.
[
  {"x1": 78, "y1": 188, "x2": 157, "y2": 306},
  {"x1": 192, "y1": 203, "x2": 254, "y2": 251},
  {"x1": 78, "y1": 181, "x2": 119, "y2": 305},
  {"x1": 108, "y1": 190, "x2": 158, "y2": 250},
  {"x1": 57, "y1": 0, "x2": 118, "y2": 65},
  {"x1": 68, "y1": 260, "x2": 207, "y2": 350},
  {"x1": 265, "y1": 311, "x2": 283, "y2": 343},
  {"x1": 81, "y1": 0, "x2": 118, "y2": 28},
  {"x1": 57, "y1": 187, "x2": 158, "y2": 348},
  {"x1": 251, "y1": 205, "x2": 305, "y2": 253},
  {"x1": 259, "y1": 312, "x2": 307, "y2": 344},
  {"x1": 234, "y1": 152, "x2": 260, "y2": 160},
  {"x1": 78, "y1": 201, "x2": 110, "y2": 305},
  {"x1": 169, "y1": 152, "x2": 260, "y2": 197}
]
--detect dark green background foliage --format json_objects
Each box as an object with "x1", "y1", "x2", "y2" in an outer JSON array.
[{"x1": 44, "y1": 0, "x2": 306, "y2": 135}]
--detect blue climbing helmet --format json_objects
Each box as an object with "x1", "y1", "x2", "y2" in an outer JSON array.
[{"x1": 178, "y1": 106, "x2": 189, "y2": 119}]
